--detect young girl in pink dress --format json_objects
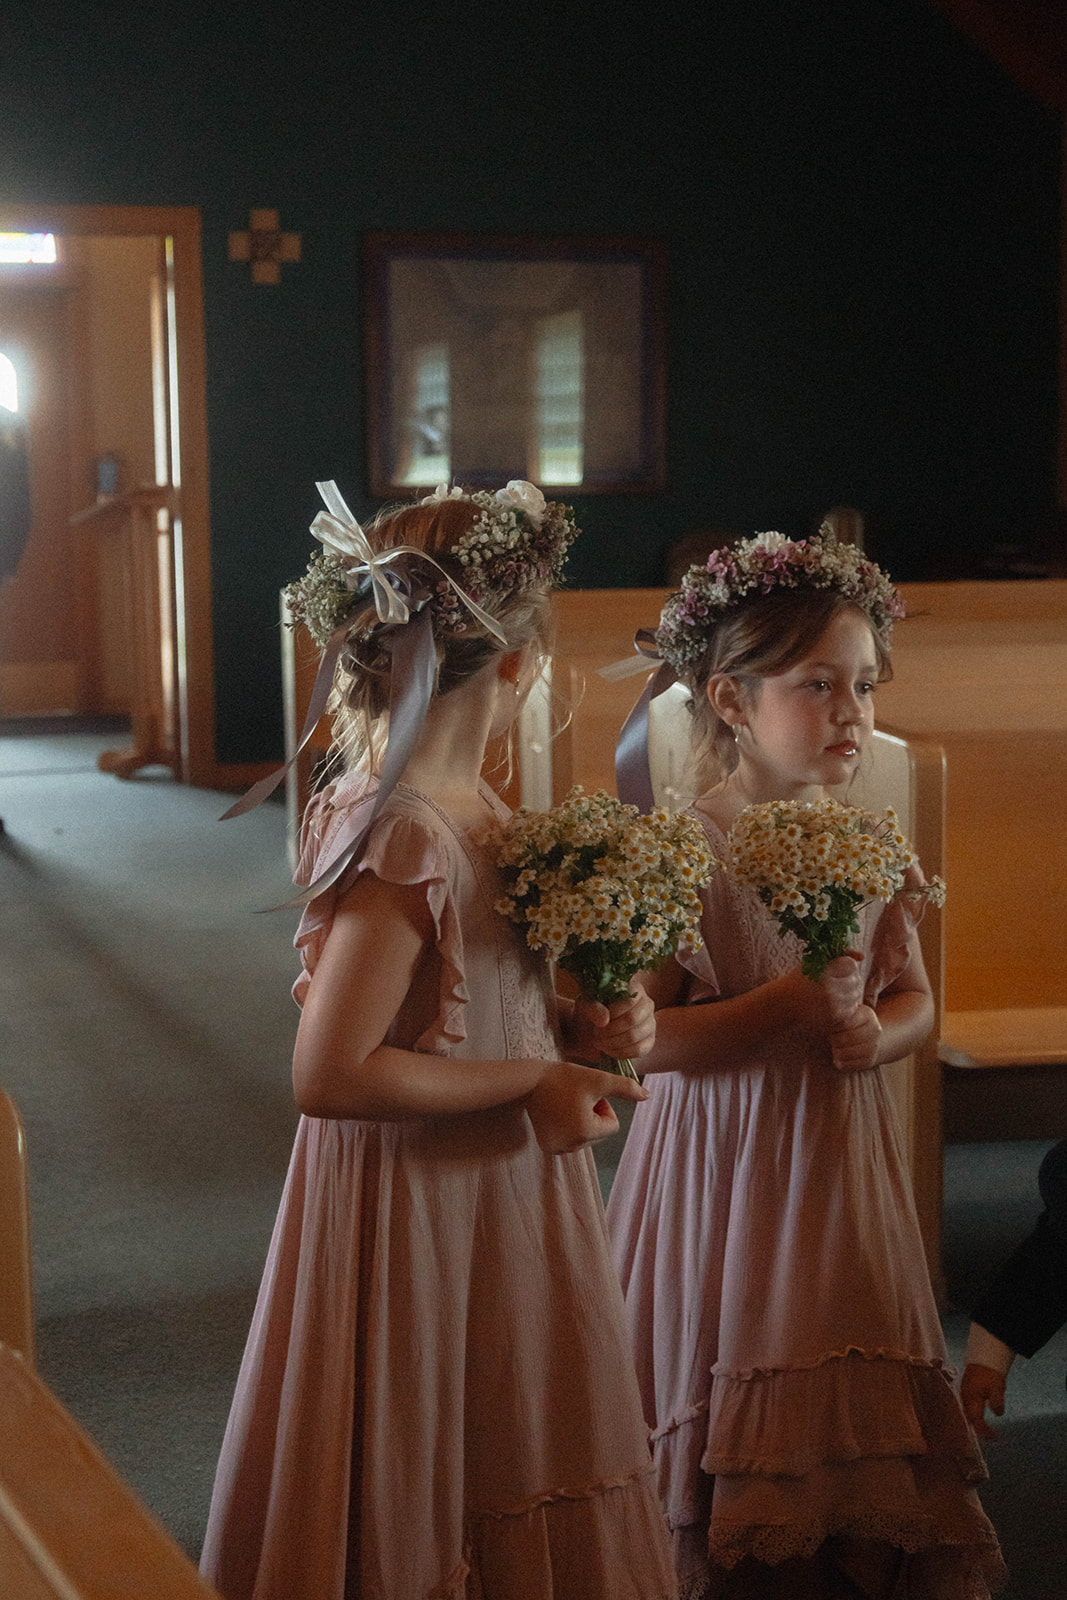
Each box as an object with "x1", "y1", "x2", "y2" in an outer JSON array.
[
  {"x1": 605, "y1": 535, "x2": 1005, "y2": 1599},
  {"x1": 200, "y1": 481, "x2": 677, "y2": 1600}
]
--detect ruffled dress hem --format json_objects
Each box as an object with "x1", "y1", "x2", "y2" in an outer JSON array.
[
  {"x1": 652, "y1": 1353, "x2": 1003, "y2": 1593},
  {"x1": 446, "y1": 1468, "x2": 677, "y2": 1600}
]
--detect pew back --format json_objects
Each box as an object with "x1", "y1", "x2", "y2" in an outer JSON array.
[{"x1": 0, "y1": 1344, "x2": 220, "y2": 1599}]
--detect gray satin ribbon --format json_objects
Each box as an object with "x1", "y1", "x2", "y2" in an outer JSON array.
[
  {"x1": 220, "y1": 622, "x2": 349, "y2": 822},
  {"x1": 223, "y1": 480, "x2": 505, "y2": 846},
  {"x1": 605, "y1": 630, "x2": 677, "y2": 814},
  {"x1": 266, "y1": 606, "x2": 439, "y2": 910}
]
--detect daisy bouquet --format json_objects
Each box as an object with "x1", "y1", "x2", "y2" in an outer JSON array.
[
  {"x1": 727, "y1": 798, "x2": 946, "y2": 980},
  {"x1": 490, "y1": 786, "x2": 718, "y2": 1080}
]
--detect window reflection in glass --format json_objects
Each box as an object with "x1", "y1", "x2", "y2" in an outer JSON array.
[
  {"x1": 399, "y1": 343, "x2": 450, "y2": 487},
  {"x1": 535, "y1": 309, "x2": 583, "y2": 486}
]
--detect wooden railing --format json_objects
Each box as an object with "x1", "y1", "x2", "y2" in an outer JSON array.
[
  {"x1": 0, "y1": 1343, "x2": 220, "y2": 1598},
  {"x1": 71, "y1": 488, "x2": 181, "y2": 780}
]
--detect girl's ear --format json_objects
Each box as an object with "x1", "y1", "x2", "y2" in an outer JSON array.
[
  {"x1": 497, "y1": 648, "x2": 526, "y2": 686},
  {"x1": 706, "y1": 673, "x2": 746, "y2": 727}
]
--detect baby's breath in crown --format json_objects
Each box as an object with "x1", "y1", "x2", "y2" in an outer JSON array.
[
  {"x1": 283, "y1": 479, "x2": 578, "y2": 647},
  {"x1": 656, "y1": 529, "x2": 906, "y2": 676}
]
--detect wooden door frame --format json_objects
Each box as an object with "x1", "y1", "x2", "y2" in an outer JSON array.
[{"x1": 0, "y1": 203, "x2": 216, "y2": 788}]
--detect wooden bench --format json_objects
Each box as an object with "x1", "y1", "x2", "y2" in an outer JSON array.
[
  {"x1": 0, "y1": 1342, "x2": 220, "y2": 1598},
  {"x1": 0, "y1": 1089, "x2": 34, "y2": 1365},
  {"x1": 872, "y1": 581, "x2": 1067, "y2": 1143}
]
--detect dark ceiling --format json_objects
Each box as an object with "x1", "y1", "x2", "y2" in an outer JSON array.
[{"x1": 930, "y1": 0, "x2": 1067, "y2": 112}]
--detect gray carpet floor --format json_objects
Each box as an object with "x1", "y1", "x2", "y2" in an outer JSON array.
[{"x1": 1, "y1": 722, "x2": 1064, "y2": 1598}]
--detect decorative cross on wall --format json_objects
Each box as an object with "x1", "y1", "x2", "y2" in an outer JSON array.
[{"x1": 228, "y1": 209, "x2": 302, "y2": 285}]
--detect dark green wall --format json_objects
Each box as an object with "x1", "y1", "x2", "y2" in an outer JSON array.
[{"x1": 0, "y1": 0, "x2": 1059, "y2": 761}]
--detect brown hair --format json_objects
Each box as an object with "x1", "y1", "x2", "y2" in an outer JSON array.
[
  {"x1": 328, "y1": 497, "x2": 553, "y2": 772},
  {"x1": 682, "y1": 587, "x2": 892, "y2": 787}
]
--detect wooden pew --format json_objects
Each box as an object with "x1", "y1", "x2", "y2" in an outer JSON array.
[
  {"x1": 0, "y1": 1342, "x2": 220, "y2": 1598},
  {"x1": 0, "y1": 1090, "x2": 34, "y2": 1365},
  {"x1": 872, "y1": 581, "x2": 1067, "y2": 1142}
]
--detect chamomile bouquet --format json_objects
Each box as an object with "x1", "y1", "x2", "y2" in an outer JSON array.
[
  {"x1": 489, "y1": 786, "x2": 718, "y2": 1079},
  {"x1": 727, "y1": 798, "x2": 945, "y2": 980}
]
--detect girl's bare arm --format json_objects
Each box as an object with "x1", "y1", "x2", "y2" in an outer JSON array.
[{"x1": 292, "y1": 872, "x2": 646, "y2": 1136}]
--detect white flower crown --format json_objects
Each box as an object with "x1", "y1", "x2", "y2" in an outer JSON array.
[{"x1": 284, "y1": 479, "x2": 579, "y2": 648}]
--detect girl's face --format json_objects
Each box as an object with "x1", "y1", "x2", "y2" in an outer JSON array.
[{"x1": 730, "y1": 608, "x2": 879, "y2": 802}]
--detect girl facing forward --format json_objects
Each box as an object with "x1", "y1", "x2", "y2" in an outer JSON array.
[
  {"x1": 200, "y1": 482, "x2": 677, "y2": 1600},
  {"x1": 605, "y1": 534, "x2": 1005, "y2": 1600}
]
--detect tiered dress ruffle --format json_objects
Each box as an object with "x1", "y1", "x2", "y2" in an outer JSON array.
[
  {"x1": 606, "y1": 808, "x2": 1005, "y2": 1600},
  {"x1": 200, "y1": 777, "x2": 676, "y2": 1600}
]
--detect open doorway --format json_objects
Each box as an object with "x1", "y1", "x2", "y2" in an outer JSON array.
[{"x1": 0, "y1": 205, "x2": 215, "y2": 787}]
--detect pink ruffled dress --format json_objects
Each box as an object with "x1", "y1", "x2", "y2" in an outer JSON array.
[
  {"x1": 605, "y1": 809, "x2": 1005, "y2": 1600},
  {"x1": 200, "y1": 776, "x2": 676, "y2": 1600}
]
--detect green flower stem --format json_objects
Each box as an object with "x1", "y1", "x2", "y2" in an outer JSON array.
[
  {"x1": 599, "y1": 1052, "x2": 643, "y2": 1084},
  {"x1": 587, "y1": 980, "x2": 643, "y2": 1084}
]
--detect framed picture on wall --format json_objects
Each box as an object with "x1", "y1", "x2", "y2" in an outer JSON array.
[{"x1": 364, "y1": 233, "x2": 666, "y2": 497}]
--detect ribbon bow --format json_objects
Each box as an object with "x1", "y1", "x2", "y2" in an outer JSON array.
[
  {"x1": 222, "y1": 480, "x2": 511, "y2": 906},
  {"x1": 597, "y1": 629, "x2": 677, "y2": 815},
  {"x1": 311, "y1": 480, "x2": 507, "y2": 645}
]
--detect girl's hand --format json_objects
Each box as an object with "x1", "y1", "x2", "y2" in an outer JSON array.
[
  {"x1": 829, "y1": 1004, "x2": 882, "y2": 1072},
  {"x1": 527, "y1": 1061, "x2": 649, "y2": 1154},
  {"x1": 785, "y1": 952, "x2": 864, "y2": 1034},
  {"x1": 959, "y1": 1363, "x2": 1006, "y2": 1440},
  {"x1": 567, "y1": 985, "x2": 656, "y2": 1064}
]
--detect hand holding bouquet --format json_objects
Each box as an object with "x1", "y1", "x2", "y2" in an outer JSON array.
[
  {"x1": 489, "y1": 786, "x2": 719, "y2": 1079},
  {"x1": 727, "y1": 798, "x2": 945, "y2": 981}
]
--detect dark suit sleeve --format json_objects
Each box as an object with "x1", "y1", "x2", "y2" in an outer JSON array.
[
  {"x1": 970, "y1": 1139, "x2": 1067, "y2": 1359},
  {"x1": 0, "y1": 414, "x2": 33, "y2": 581}
]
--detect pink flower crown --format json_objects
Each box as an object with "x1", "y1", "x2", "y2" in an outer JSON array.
[{"x1": 655, "y1": 528, "x2": 905, "y2": 675}]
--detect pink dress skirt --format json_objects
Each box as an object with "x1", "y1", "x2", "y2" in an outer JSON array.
[
  {"x1": 200, "y1": 778, "x2": 676, "y2": 1600},
  {"x1": 606, "y1": 809, "x2": 1004, "y2": 1600}
]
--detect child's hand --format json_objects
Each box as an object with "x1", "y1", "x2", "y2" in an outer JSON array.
[
  {"x1": 786, "y1": 953, "x2": 864, "y2": 1034},
  {"x1": 527, "y1": 1061, "x2": 649, "y2": 1154},
  {"x1": 959, "y1": 1363, "x2": 1006, "y2": 1440},
  {"x1": 567, "y1": 985, "x2": 656, "y2": 1064},
  {"x1": 829, "y1": 1004, "x2": 883, "y2": 1072}
]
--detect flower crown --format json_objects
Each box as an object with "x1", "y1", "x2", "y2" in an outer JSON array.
[
  {"x1": 655, "y1": 528, "x2": 905, "y2": 675},
  {"x1": 284, "y1": 479, "x2": 579, "y2": 648}
]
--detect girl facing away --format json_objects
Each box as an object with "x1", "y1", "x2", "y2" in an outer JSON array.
[
  {"x1": 604, "y1": 535, "x2": 1005, "y2": 1600},
  {"x1": 200, "y1": 482, "x2": 677, "y2": 1600}
]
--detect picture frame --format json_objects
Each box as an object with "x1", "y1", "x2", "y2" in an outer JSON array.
[{"x1": 364, "y1": 233, "x2": 666, "y2": 497}]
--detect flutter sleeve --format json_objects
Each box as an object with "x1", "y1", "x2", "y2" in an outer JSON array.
[
  {"x1": 864, "y1": 861, "x2": 929, "y2": 1006},
  {"x1": 292, "y1": 799, "x2": 469, "y2": 1051}
]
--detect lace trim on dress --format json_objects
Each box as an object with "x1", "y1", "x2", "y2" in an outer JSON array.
[
  {"x1": 708, "y1": 1507, "x2": 1007, "y2": 1585},
  {"x1": 678, "y1": 1528, "x2": 1007, "y2": 1600}
]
